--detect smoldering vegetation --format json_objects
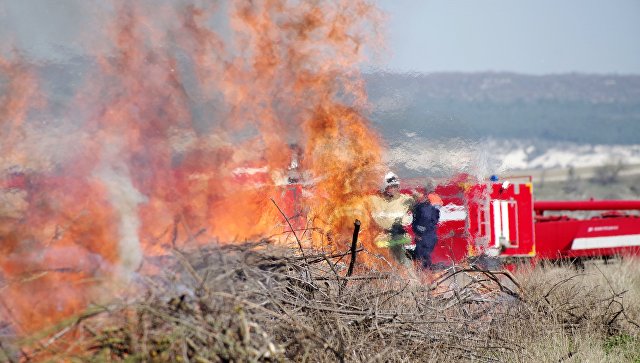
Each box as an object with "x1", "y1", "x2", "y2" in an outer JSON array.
[{"x1": 5, "y1": 242, "x2": 640, "y2": 362}]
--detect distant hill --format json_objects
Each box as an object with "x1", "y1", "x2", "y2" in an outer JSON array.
[
  {"x1": 4, "y1": 60, "x2": 640, "y2": 145},
  {"x1": 365, "y1": 72, "x2": 640, "y2": 144}
]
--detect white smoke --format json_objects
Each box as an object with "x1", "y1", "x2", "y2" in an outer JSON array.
[
  {"x1": 94, "y1": 154, "x2": 146, "y2": 277},
  {"x1": 384, "y1": 135, "x2": 502, "y2": 180}
]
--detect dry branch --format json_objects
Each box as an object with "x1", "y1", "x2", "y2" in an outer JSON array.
[{"x1": 9, "y1": 241, "x2": 640, "y2": 362}]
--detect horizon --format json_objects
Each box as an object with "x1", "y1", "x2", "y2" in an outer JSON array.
[
  {"x1": 14, "y1": 54, "x2": 640, "y2": 77},
  {"x1": 364, "y1": 69, "x2": 640, "y2": 77}
]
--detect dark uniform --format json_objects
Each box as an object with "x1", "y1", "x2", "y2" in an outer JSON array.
[{"x1": 411, "y1": 201, "x2": 440, "y2": 269}]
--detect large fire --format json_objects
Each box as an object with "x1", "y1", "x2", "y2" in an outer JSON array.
[{"x1": 0, "y1": 0, "x2": 387, "y2": 335}]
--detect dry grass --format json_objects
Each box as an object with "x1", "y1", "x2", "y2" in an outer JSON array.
[{"x1": 4, "y1": 243, "x2": 640, "y2": 362}]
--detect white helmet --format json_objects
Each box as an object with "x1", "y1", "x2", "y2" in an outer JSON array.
[{"x1": 383, "y1": 171, "x2": 400, "y2": 189}]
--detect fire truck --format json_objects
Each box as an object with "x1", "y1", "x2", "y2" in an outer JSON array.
[{"x1": 413, "y1": 174, "x2": 640, "y2": 267}]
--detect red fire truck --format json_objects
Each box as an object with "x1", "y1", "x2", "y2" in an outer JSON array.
[{"x1": 412, "y1": 174, "x2": 640, "y2": 267}]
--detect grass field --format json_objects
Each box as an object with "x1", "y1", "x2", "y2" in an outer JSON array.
[
  {"x1": 512, "y1": 163, "x2": 640, "y2": 201},
  {"x1": 4, "y1": 243, "x2": 640, "y2": 362}
]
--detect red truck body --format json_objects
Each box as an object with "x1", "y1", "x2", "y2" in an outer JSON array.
[
  {"x1": 533, "y1": 201, "x2": 640, "y2": 260},
  {"x1": 401, "y1": 175, "x2": 640, "y2": 265}
]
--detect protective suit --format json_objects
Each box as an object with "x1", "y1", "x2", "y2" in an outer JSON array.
[
  {"x1": 411, "y1": 200, "x2": 440, "y2": 269},
  {"x1": 368, "y1": 172, "x2": 414, "y2": 266}
]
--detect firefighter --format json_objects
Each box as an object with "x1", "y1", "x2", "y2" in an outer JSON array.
[
  {"x1": 412, "y1": 181, "x2": 441, "y2": 270},
  {"x1": 369, "y1": 172, "x2": 414, "y2": 267}
]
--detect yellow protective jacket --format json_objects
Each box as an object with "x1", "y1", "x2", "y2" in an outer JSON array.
[{"x1": 368, "y1": 193, "x2": 413, "y2": 247}]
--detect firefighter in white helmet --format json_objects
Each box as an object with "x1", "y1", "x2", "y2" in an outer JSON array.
[{"x1": 368, "y1": 172, "x2": 414, "y2": 267}]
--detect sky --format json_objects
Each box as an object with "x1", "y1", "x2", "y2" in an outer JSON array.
[
  {"x1": 1, "y1": 0, "x2": 639, "y2": 75},
  {"x1": 376, "y1": 0, "x2": 640, "y2": 74}
]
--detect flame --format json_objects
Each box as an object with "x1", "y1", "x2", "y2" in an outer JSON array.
[{"x1": 0, "y1": 0, "x2": 388, "y2": 335}]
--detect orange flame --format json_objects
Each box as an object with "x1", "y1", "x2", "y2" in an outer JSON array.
[{"x1": 0, "y1": 0, "x2": 388, "y2": 335}]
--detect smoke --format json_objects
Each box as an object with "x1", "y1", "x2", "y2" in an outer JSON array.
[
  {"x1": 94, "y1": 158, "x2": 146, "y2": 276},
  {"x1": 385, "y1": 135, "x2": 502, "y2": 180}
]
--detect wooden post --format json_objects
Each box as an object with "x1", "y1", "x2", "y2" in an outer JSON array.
[{"x1": 346, "y1": 219, "x2": 361, "y2": 278}]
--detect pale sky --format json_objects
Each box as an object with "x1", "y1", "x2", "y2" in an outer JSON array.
[
  {"x1": 376, "y1": 0, "x2": 640, "y2": 74},
  {"x1": 1, "y1": 0, "x2": 639, "y2": 74}
]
